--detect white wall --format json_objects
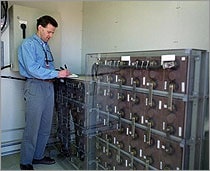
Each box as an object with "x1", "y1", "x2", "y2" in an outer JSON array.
[
  {"x1": 81, "y1": 1, "x2": 209, "y2": 73},
  {"x1": 57, "y1": 2, "x2": 83, "y2": 74}
]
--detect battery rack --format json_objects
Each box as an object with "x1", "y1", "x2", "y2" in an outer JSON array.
[{"x1": 54, "y1": 49, "x2": 209, "y2": 170}]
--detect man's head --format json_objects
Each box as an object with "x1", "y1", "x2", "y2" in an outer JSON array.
[{"x1": 36, "y1": 15, "x2": 58, "y2": 42}]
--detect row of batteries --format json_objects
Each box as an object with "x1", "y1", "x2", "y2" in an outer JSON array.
[{"x1": 55, "y1": 56, "x2": 190, "y2": 170}]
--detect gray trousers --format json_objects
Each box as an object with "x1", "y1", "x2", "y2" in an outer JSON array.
[{"x1": 20, "y1": 79, "x2": 54, "y2": 165}]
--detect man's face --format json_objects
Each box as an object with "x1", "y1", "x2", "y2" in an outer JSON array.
[{"x1": 38, "y1": 23, "x2": 56, "y2": 42}]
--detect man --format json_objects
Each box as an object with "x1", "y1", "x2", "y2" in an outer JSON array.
[{"x1": 18, "y1": 15, "x2": 70, "y2": 170}]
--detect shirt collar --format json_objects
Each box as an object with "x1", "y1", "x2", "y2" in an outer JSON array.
[{"x1": 33, "y1": 34, "x2": 47, "y2": 47}]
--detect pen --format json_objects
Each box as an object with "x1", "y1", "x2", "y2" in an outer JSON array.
[
  {"x1": 60, "y1": 64, "x2": 68, "y2": 70},
  {"x1": 64, "y1": 64, "x2": 67, "y2": 69}
]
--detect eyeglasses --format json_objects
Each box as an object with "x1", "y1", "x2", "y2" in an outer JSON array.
[
  {"x1": 44, "y1": 49, "x2": 54, "y2": 67},
  {"x1": 34, "y1": 38, "x2": 54, "y2": 67}
]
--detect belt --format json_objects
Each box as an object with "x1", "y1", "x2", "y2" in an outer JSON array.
[{"x1": 26, "y1": 78, "x2": 55, "y2": 82}]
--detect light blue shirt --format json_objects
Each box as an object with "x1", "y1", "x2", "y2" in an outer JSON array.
[{"x1": 18, "y1": 34, "x2": 59, "y2": 79}]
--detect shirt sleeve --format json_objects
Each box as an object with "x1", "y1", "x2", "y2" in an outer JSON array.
[{"x1": 18, "y1": 39, "x2": 59, "y2": 79}]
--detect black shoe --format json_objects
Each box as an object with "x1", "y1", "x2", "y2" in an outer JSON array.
[
  {"x1": 20, "y1": 164, "x2": 34, "y2": 170},
  {"x1": 32, "y1": 156, "x2": 55, "y2": 165}
]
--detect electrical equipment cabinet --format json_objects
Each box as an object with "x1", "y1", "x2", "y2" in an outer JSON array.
[{"x1": 54, "y1": 49, "x2": 209, "y2": 170}]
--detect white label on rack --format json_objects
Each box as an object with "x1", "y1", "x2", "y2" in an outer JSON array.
[
  {"x1": 129, "y1": 145, "x2": 131, "y2": 152},
  {"x1": 141, "y1": 116, "x2": 144, "y2": 124},
  {"x1": 163, "y1": 122, "x2": 166, "y2": 130},
  {"x1": 145, "y1": 98, "x2": 148, "y2": 106},
  {"x1": 161, "y1": 54, "x2": 176, "y2": 65},
  {"x1": 104, "y1": 119, "x2": 106, "y2": 125},
  {"x1": 131, "y1": 77, "x2": 133, "y2": 85},
  {"x1": 163, "y1": 104, "x2": 168, "y2": 108},
  {"x1": 126, "y1": 128, "x2": 129, "y2": 135},
  {"x1": 157, "y1": 140, "x2": 160, "y2": 149},
  {"x1": 103, "y1": 146, "x2": 106, "y2": 153},
  {"x1": 139, "y1": 149, "x2": 142, "y2": 157},
  {"x1": 127, "y1": 94, "x2": 130, "y2": 102},
  {"x1": 104, "y1": 89, "x2": 106, "y2": 96},
  {"x1": 181, "y1": 82, "x2": 185, "y2": 93},
  {"x1": 164, "y1": 81, "x2": 167, "y2": 90},
  {"x1": 143, "y1": 135, "x2": 146, "y2": 142},
  {"x1": 114, "y1": 137, "x2": 116, "y2": 144},
  {"x1": 116, "y1": 75, "x2": 118, "y2": 83},
  {"x1": 117, "y1": 93, "x2": 120, "y2": 100},
  {"x1": 114, "y1": 106, "x2": 117, "y2": 113},
  {"x1": 121, "y1": 56, "x2": 130, "y2": 61},
  {"x1": 125, "y1": 160, "x2": 128, "y2": 167},
  {"x1": 105, "y1": 162, "x2": 107, "y2": 167},
  {"x1": 179, "y1": 127, "x2": 182, "y2": 136},
  {"x1": 162, "y1": 145, "x2": 165, "y2": 149},
  {"x1": 121, "y1": 56, "x2": 131, "y2": 65},
  {"x1": 181, "y1": 56, "x2": 186, "y2": 61},
  {"x1": 159, "y1": 100, "x2": 162, "y2": 110},
  {"x1": 143, "y1": 77, "x2": 146, "y2": 85},
  {"x1": 160, "y1": 161, "x2": 163, "y2": 170}
]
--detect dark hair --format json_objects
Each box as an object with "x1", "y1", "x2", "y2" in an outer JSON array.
[{"x1": 36, "y1": 15, "x2": 58, "y2": 29}]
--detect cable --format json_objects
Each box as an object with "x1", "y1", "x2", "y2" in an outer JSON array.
[
  {"x1": 1, "y1": 64, "x2": 11, "y2": 70},
  {"x1": 1, "y1": 1, "x2": 9, "y2": 33}
]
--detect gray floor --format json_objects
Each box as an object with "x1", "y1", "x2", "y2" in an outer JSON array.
[{"x1": 1, "y1": 151, "x2": 82, "y2": 170}]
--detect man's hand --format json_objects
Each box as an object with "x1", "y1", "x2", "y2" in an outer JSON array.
[{"x1": 58, "y1": 69, "x2": 70, "y2": 78}]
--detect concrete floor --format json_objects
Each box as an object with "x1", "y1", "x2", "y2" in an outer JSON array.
[
  {"x1": 1, "y1": 153, "x2": 64, "y2": 170},
  {"x1": 1, "y1": 149, "x2": 82, "y2": 170}
]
